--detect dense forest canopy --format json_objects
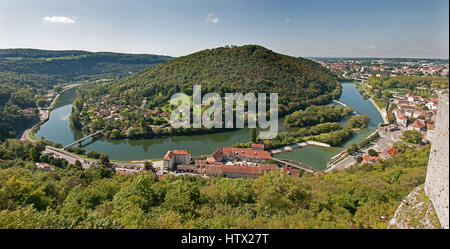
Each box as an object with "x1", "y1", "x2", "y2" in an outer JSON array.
[
  {"x1": 284, "y1": 105, "x2": 353, "y2": 127},
  {"x1": 0, "y1": 48, "x2": 173, "y2": 89},
  {"x1": 99, "y1": 45, "x2": 341, "y2": 116},
  {"x1": 0, "y1": 49, "x2": 172, "y2": 141},
  {"x1": 0, "y1": 139, "x2": 430, "y2": 229},
  {"x1": 0, "y1": 79, "x2": 39, "y2": 141}
]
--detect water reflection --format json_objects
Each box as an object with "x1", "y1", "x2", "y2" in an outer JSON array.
[{"x1": 35, "y1": 83, "x2": 382, "y2": 169}]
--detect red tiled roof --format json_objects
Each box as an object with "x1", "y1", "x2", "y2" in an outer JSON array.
[
  {"x1": 211, "y1": 147, "x2": 272, "y2": 160},
  {"x1": 36, "y1": 163, "x2": 50, "y2": 168},
  {"x1": 398, "y1": 104, "x2": 416, "y2": 110},
  {"x1": 163, "y1": 151, "x2": 173, "y2": 161},
  {"x1": 282, "y1": 168, "x2": 300, "y2": 176},
  {"x1": 220, "y1": 165, "x2": 262, "y2": 175},
  {"x1": 164, "y1": 150, "x2": 190, "y2": 160},
  {"x1": 362, "y1": 155, "x2": 383, "y2": 161},
  {"x1": 173, "y1": 150, "x2": 190, "y2": 155},
  {"x1": 410, "y1": 120, "x2": 426, "y2": 129},
  {"x1": 205, "y1": 164, "x2": 223, "y2": 175},
  {"x1": 259, "y1": 164, "x2": 279, "y2": 170},
  {"x1": 382, "y1": 147, "x2": 399, "y2": 157},
  {"x1": 219, "y1": 164, "x2": 278, "y2": 175}
]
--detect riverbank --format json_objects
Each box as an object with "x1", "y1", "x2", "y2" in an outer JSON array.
[
  {"x1": 352, "y1": 81, "x2": 389, "y2": 124},
  {"x1": 21, "y1": 84, "x2": 80, "y2": 142},
  {"x1": 34, "y1": 82, "x2": 383, "y2": 169},
  {"x1": 368, "y1": 97, "x2": 388, "y2": 124},
  {"x1": 322, "y1": 89, "x2": 389, "y2": 173},
  {"x1": 323, "y1": 126, "x2": 381, "y2": 173}
]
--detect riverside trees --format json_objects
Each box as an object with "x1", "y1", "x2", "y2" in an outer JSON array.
[{"x1": 284, "y1": 105, "x2": 353, "y2": 127}]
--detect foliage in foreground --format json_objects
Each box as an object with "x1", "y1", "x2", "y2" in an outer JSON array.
[{"x1": 0, "y1": 139, "x2": 429, "y2": 229}]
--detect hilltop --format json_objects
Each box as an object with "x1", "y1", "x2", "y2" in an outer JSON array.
[
  {"x1": 109, "y1": 45, "x2": 341, "y2": 115},
  {"x1": 74, "y1": 45, "x2": 342, "y2": 137}
]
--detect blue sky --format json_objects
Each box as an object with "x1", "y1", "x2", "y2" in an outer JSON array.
[{"x1": 0, "y1": 0, "x2": 448, "y2": 58}]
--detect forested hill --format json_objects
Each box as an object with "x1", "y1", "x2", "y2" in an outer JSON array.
[
  {"x1": 105, "y1": 45, "x2": 341, "y2": 115},
  {"x1": 0, "y1": 49, "x2": 172, "y2": 141},
  {"x1": 0, "y1": 49, "x2": 173, "y2": 89}
]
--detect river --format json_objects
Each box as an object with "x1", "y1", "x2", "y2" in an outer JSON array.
[{"x1": 35, "y1": 83, "x2": 383, "y2": 169}]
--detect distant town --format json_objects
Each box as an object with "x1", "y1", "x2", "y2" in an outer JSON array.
[{"x1": 312, "y1": 57, "x2": 449, "y2": 82}]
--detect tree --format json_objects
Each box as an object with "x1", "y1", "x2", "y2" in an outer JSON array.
[
  {"x1": 29, "y1": 147, "x2": 40, "y2": 162},
  {"x1": 393, "y1": 141, "x2": 409, "y2": 153},
  {"x1": 36, "y1": 99, "x2": 47, "y2": 108},
  {"x1": 356, "y1": 156, "x2": 363, "y2": 163},
  {"x1": 347, "y1": 143, "x2": 359, "y2": 155},
  {"x1": 402, "y1": 130, "x2": 423, "y2": 144},
  {"x1": 99, "y1": 154, "x2": 110, "y2": 166},
  {"x1": 253, "y1": 171, "x2": 310, "y2": 215},
  {"x1": 368, "y1": 149, "x2": 378, "y2": 157},
  {"x1": 163, "y1": 181, "x2": 202, "y2": 216},
  {"x1": 144, "y1": 161, "x2": 154, "y2": 172},
  {"x1": 347, "y1": 115, "x2": 371, "y2": 129}
]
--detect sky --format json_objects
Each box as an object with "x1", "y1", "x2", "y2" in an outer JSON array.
[{"x1": 0, "y1": 0, "x2": 448, "y2": 58}]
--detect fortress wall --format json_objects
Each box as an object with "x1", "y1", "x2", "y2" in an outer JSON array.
[{"x1": 425, "y1": 93, "x2": 449, "y2": 229}]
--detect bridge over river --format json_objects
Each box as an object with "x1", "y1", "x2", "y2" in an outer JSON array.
[{"x1": 63, "y1": 129, "x2": 105, "y2": 149}]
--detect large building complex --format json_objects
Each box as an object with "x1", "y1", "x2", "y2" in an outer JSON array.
[{"x1": 164, "y1": 145, "x2": 300, "y2": 178}]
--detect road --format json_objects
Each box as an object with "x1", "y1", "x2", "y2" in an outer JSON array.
[
  {"x1": 20, "y1": 84, "x2": 80, "y2": 143},
  {"x1": 325, "y1": 155, "x2": 356, "y2": 173},
  {"x1": 44, "y1": 146, "x2": 143, "y2": 169},
  {"x1": 325, "y1": 125, "x2": 402, "y2": 172}
]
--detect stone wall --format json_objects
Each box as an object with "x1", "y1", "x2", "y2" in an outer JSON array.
[{"x1": 424, "y1": 94, "x2": 449, "y2": 229}]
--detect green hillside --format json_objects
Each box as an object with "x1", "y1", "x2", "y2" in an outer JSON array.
[
  {"x1": 0, "y1": 49, "x2": 172, "y2": 141},
  {"x1": 0, "y1": 49, "x2": 173, "y2": 89},
  {"x1": 105, "y1": 45, "x2": 341, "y2": 115}
]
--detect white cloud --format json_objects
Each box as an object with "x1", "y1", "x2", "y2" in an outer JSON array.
[
  {"x1": 43, "y1": 16, "x2": 76, "y2": 24},
  {"x1": 285, "y1": 19, "x2": 296, "y2": 24},
  {"x1": 206, "y1": 13, "x2": 219, "y2": 24}
]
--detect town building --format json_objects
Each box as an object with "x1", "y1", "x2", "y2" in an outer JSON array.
[
  {"x1": 396, "y1": 114, "x2": 408, "y2": 127},
  {"x1": 35, "y1": 162, "x2": 52, "y2": 171},
  {"x1": 208, "y1": 147, "x2": 272, "y2": 164},
  {"x1": 177, "y1": 160, "x2": 299, "y2": 178},
  {"x1": 361, "y1": 155, "x2": 383, "y2": 165},
  {"x1": 163, "y1": 150, "x2": 190, "y2": 170},
  {"x1": 23, "y1": 108, "x2": 35, "y2": 115},
  {"x1": 409, "y1": 120, "x2": 427, "y2": 132},
  {"x1": 380, "y1": 147, "x2": 399, "y2": 160}
]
